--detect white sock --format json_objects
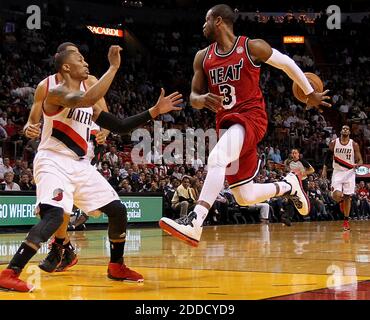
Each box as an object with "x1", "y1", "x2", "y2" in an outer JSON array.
[
  {"x1": 192, "y1": 124, "x2": 245, "y2": 227},
  {"x1": 232, "y1": 181, "x2": 292, "y2": 206},
  {"x1": 276, "y1": 181, "x2": 292, "y2": 196},
  {"x1": 194, "y1": 205, "x2": 209, "y2": 227}
]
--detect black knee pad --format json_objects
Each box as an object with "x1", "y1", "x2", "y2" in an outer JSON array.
[
  {"x1": 26, "y1": 204, "x2": 64, "y2": 246},
  {"x1": 100, "y1": 200, "x2": 127, "y2": 240}
]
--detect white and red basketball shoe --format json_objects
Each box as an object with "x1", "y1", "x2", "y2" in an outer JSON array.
[
  {"x1": 159, "y1": 211, "x2": 202, "y2": 247},
  {"x1": 283, "y1": 172, "x2": 310, "y2": 216}
]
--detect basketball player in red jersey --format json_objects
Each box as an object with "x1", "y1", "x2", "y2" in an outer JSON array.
[
  {"x1": 159, "y1": 4, "x2": 331, "y2": 246},
  {"x1": 24, "y1": 42, "x2": 109, "y2": 273},
  {"x1": 322, "y1": 125, "x2": 363, "y2": 231}
]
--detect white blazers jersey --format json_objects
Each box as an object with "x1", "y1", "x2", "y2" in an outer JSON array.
[
  {"x1": 333, "y1": 138, "x2": 355, "y2": 171},
  {"x1": 38, "y1": 74, "x2": 94, "y2": 159}
]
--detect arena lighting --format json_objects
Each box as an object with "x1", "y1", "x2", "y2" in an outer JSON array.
[
  {"x1": 122, "y1": 0, "x2": 143, "y2": 7},
  {"x1": 86, "y1": 25, "x2": 123, "y2": 38},
  {"x1": 283, "y1": 36, "x2": 305, "y2": 44}
]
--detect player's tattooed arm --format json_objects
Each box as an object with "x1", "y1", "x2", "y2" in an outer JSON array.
[
  {"x1": 45, "y1": 86, "x2": 86, "y2": 109},
  {"x1": 44, "y1": 46, "x2": 122, "y2": 111}
]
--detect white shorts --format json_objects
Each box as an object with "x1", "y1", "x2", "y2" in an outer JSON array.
[
  {"x1": 331, "y1": 169, "x2": 356, "y2": 195},
  {"x1": 34, "y1": 150, "x2": 119, "y2": 215}
]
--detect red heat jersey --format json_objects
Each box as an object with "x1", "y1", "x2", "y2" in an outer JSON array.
[{"x1": 202, "y1": 36, "x2": 266, "y2": 125}]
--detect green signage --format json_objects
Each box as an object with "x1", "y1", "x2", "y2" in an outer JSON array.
[
  {"x1": 0, "y1": 196, "x2": 38, "y2": 225},
  {"x1": 86, "y1": 196, "x2": 163, "y2": 224},
  {"x1": 0, "y1": 195, "x2": 162, "y2": 226}
]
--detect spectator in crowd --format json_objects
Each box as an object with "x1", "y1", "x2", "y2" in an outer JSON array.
[
  {"x1": 0, "y1": 157, "x2": 14, "y2": 181},
  {"x1": 247, "y1": 202, "x2": 272, "y2": 223},
  {"x1": 171, "y1": 175, "x2": 196, "y2": 218},
  {"x1": 191, "y1": 151, "x2": 204, "y2": 171},
  {"x1": 307, "y1": 180, "x2": 330, "y2": 220},
  {"x1": 20, "y1": 160, "x2": 29, "y2": 173},
  {"x1": 270, "y1": 146, "x2": 282, "y2": 163},
  {"x1": 119, "y1": 179, "x2": 132, "y2": 193},
  {"x1": 2, "y1": 172, "x2": 20, "y2": 191},
  {"x1": 162, "y1": 177, "x2": 180, "y2": 218},
  {"x1": 108, "y1": 167, "x2": 123, "y2": 192},
  {"x1": 100, "y1": 161, "x2": 112, "y2": 180},
  {"x1": 189, "y1": 177, "x2": 201, "y2": 201},
  {"x1": 356, "y1": 181, "x2": 370, "y2": 219},
  {"x1": 285, "y1": 148, "x2": 315, "y2": 191},
  {"x1": 103, "y1": 146, "x2": 119, "y2": 167},
  {"x1": 18, "y1": 173, "x2": 36, "y2": 191},
  {"x1": 0, "y1": 112, "x2": 8, "y2": 127},
  {"x1": 171, "y1": 166, "x2": 183, "y2": 180},
  {"x1": 0, "y1": 124, "x2": 8, "y2": 141},
  {"x1": 12, "y1": 158, "x2": 23, "y2": 182}
]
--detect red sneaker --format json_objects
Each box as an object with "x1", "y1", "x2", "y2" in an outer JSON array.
[
  {"x1": 107, "y1": 263, "x2": 144, "y2": 283},
  {"x1": 0, "y1": 269, "x2": 34, "y2": 292},
  {"x1": 343, "y1": 220, "x2": 350, "y2": 231}
]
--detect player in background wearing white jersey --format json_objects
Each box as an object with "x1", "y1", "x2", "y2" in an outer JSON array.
[
  {"x1": 0, "y1": 45, "x2": 183, "y2": 292},
  {"x1": 322, "y1": 125, "x2": 363, "y2": 231},
  {"x1": 24, "y1": 42, "x2": 109, "y2": 273}
]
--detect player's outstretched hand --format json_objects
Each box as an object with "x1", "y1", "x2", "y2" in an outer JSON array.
[
  {"x1": 95, "y1": 130, "x2": 108, "y2": 145},
  {"x1": 306, "y1": 89, "x2": 331, "y2": 112},
  {"x1": 24, "y1": 123, "x2": 41, "y2": 139},
  {"x1": 151, "y1": 88, "x2": 183, "y2": 117},
  {"x1": 203, "y1": 93, "x2": 224, "y2": 112},
  {"x1": 108, "y1": 45, "x2": 122, "y2": 70}
]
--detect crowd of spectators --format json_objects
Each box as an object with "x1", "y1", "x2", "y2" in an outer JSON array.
[{"x1": 1, "y1": 3, "x2": 370, "y2": 225}]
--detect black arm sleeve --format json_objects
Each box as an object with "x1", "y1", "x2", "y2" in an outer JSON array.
[
  {"x1": 300, "y1": 159, "x2": 312, "y2": 169},
  {"x1": 95, "y1": 110, "x2": 152, "y2": 134},
  {"x1": 323, "y1": 149, "x2": 333, "y2": 167}
]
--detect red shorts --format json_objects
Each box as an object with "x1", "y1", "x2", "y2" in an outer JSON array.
[{"x1": 216, "y1": 106, "x2": 268, "y2": 188}]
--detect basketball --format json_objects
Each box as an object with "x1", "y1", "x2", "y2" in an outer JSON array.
[{"x1": 292, "y1": 72, "x2": 324, "y2": 103}]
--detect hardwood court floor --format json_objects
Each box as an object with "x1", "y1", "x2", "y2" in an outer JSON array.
[{"x1": 1, "y1": 221, "x2": 370, "y2": 300}]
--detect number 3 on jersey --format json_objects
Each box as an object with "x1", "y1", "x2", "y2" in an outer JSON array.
[{"x1": 219, "y1": 84, "x2": 236, "y2": 109}]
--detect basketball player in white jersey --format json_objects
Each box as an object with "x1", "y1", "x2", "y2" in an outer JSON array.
[
  {"x1": 322, "y1": 125, "x2": 363, "y2": 231},
  {"x1": 0, "y1": 45, "x2": 183, "y2": 292},
  {"x1": 24, "y1": 42, "x2": 109, "y2": 273}
]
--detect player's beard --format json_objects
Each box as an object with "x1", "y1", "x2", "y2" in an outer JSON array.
[{"x1": 204, "y1": 27, "x2": 215, "y2": 42}]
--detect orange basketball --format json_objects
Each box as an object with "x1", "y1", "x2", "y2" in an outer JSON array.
[{"x1": 292, "y1": 72, "x2": 324, "y2": 103}]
